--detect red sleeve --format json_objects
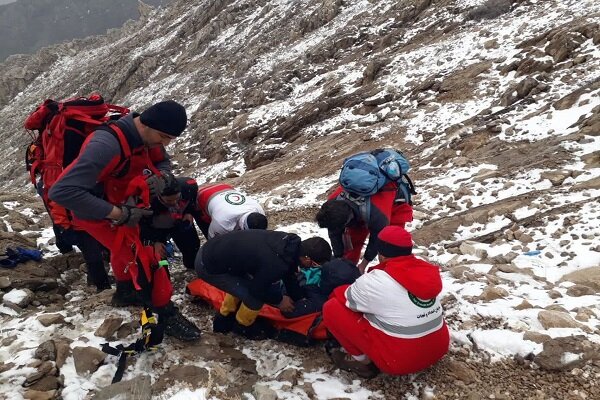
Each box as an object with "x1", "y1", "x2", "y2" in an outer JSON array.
[{"x1": 331, "y1": 284, "x2": 351, "y2": 303}]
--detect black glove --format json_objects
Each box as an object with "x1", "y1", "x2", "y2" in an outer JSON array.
[
  {"x1": 146, "y1": 174, "x2": 166, "y2": 198},
  {"x1": 114, "y1": 205, "x2": 153, "y2": 227}
]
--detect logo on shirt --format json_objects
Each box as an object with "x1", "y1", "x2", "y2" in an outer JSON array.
[
  {"x1": 225, "y1": 193, "x2": 246, "y2": 205},
  {"x1": 408, "y1": 292, "x2": 435, "y2": 308}
]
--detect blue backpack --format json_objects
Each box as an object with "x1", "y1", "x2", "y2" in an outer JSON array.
[{"x1": 339, "y1": 148, "x2": 415, "y2": 203}]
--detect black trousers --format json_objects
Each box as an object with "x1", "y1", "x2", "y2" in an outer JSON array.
[
  {"x1": 78, "y1": 230, "x2": 110, "y2": 287},
  {"x1": 194, "y1": 249, "x2": 283, "y2": 310},
  {"x1": 61, "y1": 228, "x2": 110, "y2": 288},
  {"x1": 171, "y1": 223, "x2": 201, "y2": 269}
]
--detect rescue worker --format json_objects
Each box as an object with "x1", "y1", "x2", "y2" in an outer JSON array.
[
  {"x1": 322, "y1": 226, "x2": 449, "y2": 378},
  {"x1": 49, "y1": 100, "x2": 201, "y2": 341},
  {"x1": 196, "y1": 182, "x2": 267, "y2": 239},
  {"x1": 139, "y1": 173, "x2": 201, "y2": 270},
  {"x1": 316, "y1": 183, "x2": 413, "y2": 273}
]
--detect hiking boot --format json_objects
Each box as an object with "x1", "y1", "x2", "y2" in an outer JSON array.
[
  {"x1": 160, "y1": 306, "x2": 201, "y2": 342},
  {"x1": 329, "y1": 348, "x2": 379, "y2": 379},
  {"x1": 111, "y1": 281, "x2": 144, "y2": 307},
  {"x1": 232, "y1": 318, "x2": 276, "y2": 340},
  {"x1": 87, "y1": 273, "x2": 112, "y2": 293},
  {"x1": 213, "y1": 312, "x2": 236, "y2": 333},
  {"x1": 95, "y1": 281, "x2": 112, "y2": 293},
  {"x1": 324, "y1": 337, "x2": 342, "y2": 356}
]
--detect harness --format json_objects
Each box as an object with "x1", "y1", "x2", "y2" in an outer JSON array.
[{"x1": 101, "y1": 305, "x2": 165, "y2": 383}]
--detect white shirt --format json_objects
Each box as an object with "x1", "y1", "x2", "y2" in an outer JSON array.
[{"x1": 207, "y1": 188, "x2": 265, "y2": 238}]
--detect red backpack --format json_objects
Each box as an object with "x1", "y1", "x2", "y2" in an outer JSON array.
[{"x1": 24, "y1": 93, "x2": 129, "y2": 229}]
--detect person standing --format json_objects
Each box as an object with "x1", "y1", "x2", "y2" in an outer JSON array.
[
  {"x1": 139, "y1": 173, "x2": 201, "y2": 270},
  {"x1": 50, "y1": 100, "x2": 201, "y2": 341},
  {"x1": 316, "y1": 183, "x2": 413, "y2": 273}
]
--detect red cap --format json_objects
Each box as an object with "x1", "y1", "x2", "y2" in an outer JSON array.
[{"x1": 377, "y1": 226, "x2": 413, "y2": 257}]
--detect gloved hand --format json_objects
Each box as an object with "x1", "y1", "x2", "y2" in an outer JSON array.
[
  {"x1": 146, "y1": 174, "x2": 166, "y2": 198},
  {"x1": 278, "y1": 295, "x2": 295, "y2": 313},
  {"x1": 114, "y1": 205, "x2": 153, "y2": 227}
]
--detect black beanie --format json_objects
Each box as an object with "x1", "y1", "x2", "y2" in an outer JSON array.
[{"x1": 139, "y1": 100, "x2": 187, "y2": 137}]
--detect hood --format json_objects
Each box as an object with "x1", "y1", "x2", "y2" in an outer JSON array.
[
  {"x1": 383, "y1": 255, "x2": 442, "y2": 299},
  {"x1": 266, "y1": 231, "x2": 301, "y2": 266}
]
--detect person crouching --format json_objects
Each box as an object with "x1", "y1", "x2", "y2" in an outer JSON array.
[
  {"x1": 322, "y1": 226, "x2": 449, "y2": 378},
  {"x1": 195, "y1": 230, "x2": 328, "y2": 339}
]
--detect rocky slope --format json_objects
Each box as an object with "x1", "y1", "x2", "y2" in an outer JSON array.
[{"x1": 0, "y1": 0, "x2": 599, "y2": 399}]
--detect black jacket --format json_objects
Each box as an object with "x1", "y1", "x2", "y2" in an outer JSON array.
[
  {"x1": 139, "y1": 177, "x2": 198, "y2": 243},
  {"x1": 201, "y1": 230, "x2": 303, "y2": 302}
]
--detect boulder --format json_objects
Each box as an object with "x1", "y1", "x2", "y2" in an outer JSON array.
[
  {"x1": 534, "y1": 336, "x2": 600, "y2": 371},
  {"x1": 514, "y1": 300, "x2": 534, "y2": 310},
  {"x1": 446, "y1": 360, "x2": 478, "y2": 384},
  {"x1": 0, "y1": 276, "x2": 11, "y2": 289},
  {"x1": 537, "y1": 310, "x2": 586, "y2": 330},
  {"x1": 34, "y1": 340, "x2": 56, "y2": 361},
  {"x1": 152, "y1": 365, "x2": 209, "y2": 393},
  {"x1": 276, "y1": 368, "x2": 300, "y2": 385},
  {"x1": 515, "y1": 77, "x2": 538, "y2": 99},
  {"x1": 253, "y1": 384, "x2": 279, "y2": 400},
  {"x1": 545, "y1": 31, "x2": 586, "y2": 63},
  {"x1": 23, "y1": 390, "x2": 57, "y2": 400},
  {"x1": 27, "y1": 376, "x2": 60, "y2": 392},
  {"x1": 523, "y1": 331, "x2": 551, "y2": 344},
  {"x1": 515, "y1": 58, "x2": 553, "y2": 77},
  {"x1": 566, "y1": 284, "x2": 596, "y2": 297},
  {"x1": 72, "y1": 346, "x2": 106, "y2": 375},
  {"x1": 37, "y1": 314, "x2": 65, "y2": 327},
  {"x1": 94, "y1": 317, "x2": 124, "y2": 339},
  {"x1": 540, "y1": 170, "x2": 571, "y2": 186},
  {"x1": 559, "y1": 267, "x2": 600, "y2": 291},
  {"x1": 94, "y1": 374, "x2": 151, "y2": 400},
  {"x1": 459, "y1": 241, "x2": 488, "y2": 259},
  {"x1": 547, "y1": 290, "x2": 562, "y2": 299},
  {"x1": 116, "y1": 320, "x2": 140, "y2": 339},
  {"x1": 479, "y1": 285, "x2": 508, "y2": 302},
  {"x1": 3, "y1": 288, "x2": 34, "y2": 308},
  {"x1": 54, "y1": 339, "x2": 71, "y2": 369}
]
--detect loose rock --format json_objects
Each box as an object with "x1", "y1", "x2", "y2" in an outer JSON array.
[{"x1": 72, "y1": 346, "x2": 106, "y2": 375}]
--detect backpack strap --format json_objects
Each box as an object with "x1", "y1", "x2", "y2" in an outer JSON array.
[
  {"x1": 395, "y1": 175, "x2": 416, "y2": 205},
  {"x1": 107, "y1": 124, "x2": 132, "y2": 159},
  {"x1": 94, "y1": 123, "x2": 133, "y2": 178},
  {"x1": 339, "y1": 191, "x2": 371, "y2": 222}
]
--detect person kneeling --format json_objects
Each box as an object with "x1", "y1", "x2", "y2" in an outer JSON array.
[
  {"x1": 322, "y1": 226, "x2": 449, "y2": 379},
  {"x1": 195, "y1": 230, "x2": 327, "y2": 339}
]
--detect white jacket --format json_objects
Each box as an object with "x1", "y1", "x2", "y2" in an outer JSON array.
[{"x1": 345, "y1": 268, "x2": 444, "y2": 339}]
